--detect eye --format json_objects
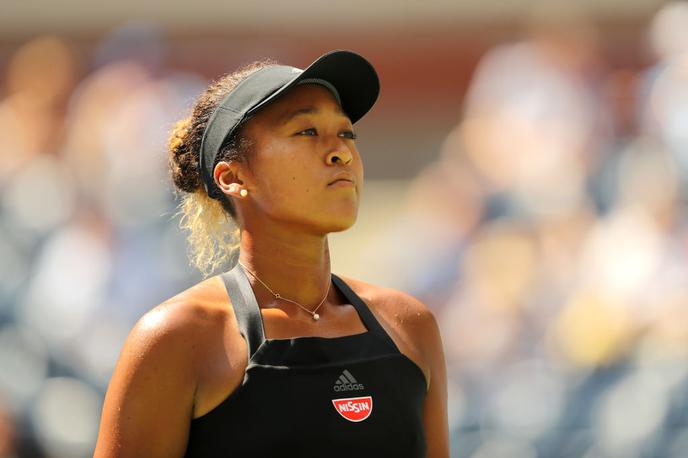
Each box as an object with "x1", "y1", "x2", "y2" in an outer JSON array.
[
  {"x1": 339, "y1": 130, "x2": 357, "y2": 140},
  {"x1": 296, "y1": 128, "x2": 317, "y2": 136}
]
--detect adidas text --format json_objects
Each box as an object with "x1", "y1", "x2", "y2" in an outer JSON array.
[{"x1": 333, "y1": 382, "x2": 365, "y2": 392}]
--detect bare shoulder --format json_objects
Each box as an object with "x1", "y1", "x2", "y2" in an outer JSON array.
[
  {"x1": 336, "y1": 274, "x2": 437, "y2": 330},
  {"x1": 114, "y1": 295, "x2": 211, "y2": 396},
  {"x1": 137, "y1": 274, "x2": 238, "y2": 370},
  {"x1": 94, "y1": 276, "x2": 232, "y2": 457},
  {"x1": 133, "y1": 276, "x2": 229, "y2": 348},
  {"x1": 335, "y1": 274, "x2": 440, "y2": 385}
]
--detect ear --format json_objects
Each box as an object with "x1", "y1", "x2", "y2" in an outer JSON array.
[{"x1": 214, "y1": 160, "x2": 249, "y2": 199}]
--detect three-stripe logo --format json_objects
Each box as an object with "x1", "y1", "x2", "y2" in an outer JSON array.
[{"x1": 333, "y1": 369, "x2": 364, "y2": 392}]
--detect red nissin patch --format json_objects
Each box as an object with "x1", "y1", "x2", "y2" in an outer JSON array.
[{"x1": 332, "y1": 396, "x2": 373, "y2": 422}]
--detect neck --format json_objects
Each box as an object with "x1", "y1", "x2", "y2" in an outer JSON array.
[{"x1": 237, "y1": 224, "x2": 334, "y2": 317}]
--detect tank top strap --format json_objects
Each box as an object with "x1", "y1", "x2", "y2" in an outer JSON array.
[
  {"x1": 220, "y1": 262, "x2": 266, "y2": 360},
  {"x1": 331, "y1": 273, "x2": 401, "y2": 353}
]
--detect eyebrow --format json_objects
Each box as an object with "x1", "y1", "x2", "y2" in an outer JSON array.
[{"x1": 277, "y1": 105, "x2": 348, "y2": 125}]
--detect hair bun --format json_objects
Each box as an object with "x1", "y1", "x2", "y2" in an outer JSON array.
[{"x1": 168, "y1": 117, "x2": 201, "y2": 193}]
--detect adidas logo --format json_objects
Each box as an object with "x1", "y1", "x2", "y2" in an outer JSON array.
[{"x1": 333, "y1": 369, "x2": 364, "y2": 392}]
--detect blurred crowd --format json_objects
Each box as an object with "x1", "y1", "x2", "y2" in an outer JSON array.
[
  {"x1": 0, "y1": 22, "x2": 207, "y2": 457},
  {"x1": 1, "y1": 3, "x2": 688, "y2": 457},
  {"x1": 364, "y1": 3, "x2": 688, "y2": 457}
]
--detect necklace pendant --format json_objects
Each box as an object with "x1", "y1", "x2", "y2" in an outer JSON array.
[{"x1": 313, "y1": 313, "x2": 320, "y2": 321}]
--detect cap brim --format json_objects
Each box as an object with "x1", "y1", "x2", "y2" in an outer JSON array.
[{"x1": 247, "y1": 50, "x2": 380, "y2": 123}]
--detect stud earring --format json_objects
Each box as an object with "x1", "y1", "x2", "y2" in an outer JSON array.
[{"x1": 240, "y1": 189, "x2": 248, "y2": 197}]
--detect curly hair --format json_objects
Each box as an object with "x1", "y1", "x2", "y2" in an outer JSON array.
[{"x1": 167, "y1": 59, "x2": 276, "y2": 277}]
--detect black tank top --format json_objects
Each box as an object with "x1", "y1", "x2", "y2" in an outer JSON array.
[{"x1": 183, "y1": 262, "x2": 428, "y2": 457}]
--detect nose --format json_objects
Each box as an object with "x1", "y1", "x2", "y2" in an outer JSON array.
[{"x1": 325, "y1": 149, "x2": 352, "y2": 165}]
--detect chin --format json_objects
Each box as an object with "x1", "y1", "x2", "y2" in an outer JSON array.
[
  {"x1": 300, "y1": 203, "x2": 359, "y2": 234},
  {"x1": 319, "y1": 212, "x2": 358, "y2": 233},
  {"x1": 327, "y1": 219, "x2": 356, "y2": 233}
]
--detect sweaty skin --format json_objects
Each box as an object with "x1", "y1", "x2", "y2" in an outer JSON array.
[{"x1": 94, "y1": 84, "x2": 449, "y2": 458}]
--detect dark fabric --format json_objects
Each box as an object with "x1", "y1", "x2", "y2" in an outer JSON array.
[
  {"x1": 219, "y1": 262, "x2": 266, "y2": 360},
  {"x1": 184, "y1": 262, "x2": 427, "y2": 457}
]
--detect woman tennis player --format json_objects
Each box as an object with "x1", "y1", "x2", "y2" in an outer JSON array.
[{"x1": 94, "y1": 50, "x2": 449, "y2": 457}]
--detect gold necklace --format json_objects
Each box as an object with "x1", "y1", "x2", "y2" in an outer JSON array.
[{"x1": 238, "y1": 261, "x2": 330, "y2": 321}]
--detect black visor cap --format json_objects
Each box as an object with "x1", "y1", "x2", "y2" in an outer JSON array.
[
  {"x1": 247, "y1": 49, "x2": 380, "y2": 122},
  {"x1": 199, "y1": 49, "x2": 380, "y2": 198}
]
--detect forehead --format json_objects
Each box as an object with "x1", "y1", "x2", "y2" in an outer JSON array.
[{"x1": 252, "y1": 83, "x2": 348, "y2": 124}]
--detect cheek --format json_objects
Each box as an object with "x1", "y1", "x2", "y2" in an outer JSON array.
[
  {"x1": 251, "y1": 141, "x2": 316, "y2": 200},
  {"x1": 269, "y1": 170, "x2": 307, "y2": 199},
  {"x1": 353, "y1": 150, "x2": 364, "y2": 181}
]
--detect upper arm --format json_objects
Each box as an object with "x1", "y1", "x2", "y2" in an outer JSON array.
[
  {"x1": 390, "y1": 291, "x2": 449, "y2": 458},
  {"x1": 94, "y1": 303, "x2": 199, "y2": 458},
  {"x1": 418, "y1": 307, "x2": 450, "y2": 458}
]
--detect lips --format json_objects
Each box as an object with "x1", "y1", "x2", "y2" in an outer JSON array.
[{"x1": 328, "y1": 173, "x2": 355, "y2": 185}]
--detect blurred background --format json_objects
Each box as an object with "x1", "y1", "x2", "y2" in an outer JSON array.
[{"x1": 1, "y1": 0, "x2": 687, "y2": 456}]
